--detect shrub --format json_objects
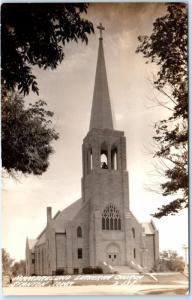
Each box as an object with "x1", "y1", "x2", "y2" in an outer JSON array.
[
  {"x1": 82, "y1": 266, "x2": 103, "y2": 274},
  {"x1": 55, "y1": 269, "x2": 64, "y2": 275},
  {"x1": 82, "y1": 266, "x2": 93, "y2": 274},
  {"x1": 93, "y1": 267, "x2": 103, "y2": 274}
]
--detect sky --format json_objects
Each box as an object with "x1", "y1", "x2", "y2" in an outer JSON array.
[{"x1": 2, "y1": 3, "x2": 188, "y2": 261}]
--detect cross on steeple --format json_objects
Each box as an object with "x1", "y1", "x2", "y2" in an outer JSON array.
[{"x1": 97, "y1": 23, "x2": 105, "y2": 39}]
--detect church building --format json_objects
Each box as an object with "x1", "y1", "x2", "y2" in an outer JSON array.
[{"x1": 26, "y1": 25, "x2": 159, "y2": 276}]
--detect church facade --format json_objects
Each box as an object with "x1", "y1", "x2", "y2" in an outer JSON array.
[{"x1": 26, "y1": 27, "x2": 159, "y2": 276}]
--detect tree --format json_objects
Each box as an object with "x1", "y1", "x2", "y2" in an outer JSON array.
[
  {"x1": 2, "y1": 92, "x2": 59, "y2": 176},
  {"x1": 11, "y1": 260, "x2": 26, "y2": 277},
  {"x1": 136, "y1": 4, "x2": 188, "y2": 218},
  {"x1": 2, "y1": 248, "x2": 14, "y2": 276},
  {"x1": 1, "y1": 3, "x2": 94, "y2": 178},
  {"x1": 156, "y1": 250, "x2": 185, "y2": 272},
  {"x1": 2, "y1": 3, "x2": 94, "y2": 95},
  {"x1": 160, "y1": 250, "x2": 178, "y2": 260}
]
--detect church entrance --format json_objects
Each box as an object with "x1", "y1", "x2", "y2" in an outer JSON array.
[{"x1": 106, "y1": 243, "x2": 120, "y2": 266}]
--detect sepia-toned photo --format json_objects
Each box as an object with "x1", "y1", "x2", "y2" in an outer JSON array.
[{"x1": 1, "y1": 1, "x2": 189, "y2": 296}]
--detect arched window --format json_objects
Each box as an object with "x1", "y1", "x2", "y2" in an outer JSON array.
[
  {"x1": 77, "y1": 226, "x2": 82, "y2": 238},
  {"x1": 102, "y1": 204, "x2": 121, "y2": 230},
  {"x1": 132, "y1": 228, "x2": 135, "y2": 238},
  {"x1": 100, "y1": 142, "x2": 108, "y2": 169},
  {"x1": 101, "y1": 153, "x2": 108, "y2": 168}
]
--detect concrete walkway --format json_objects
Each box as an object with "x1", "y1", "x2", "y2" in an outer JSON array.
[
  {"x1": 3, "y1": 283, "x2": 188, "y2": 296},
  {"x1": 2, "y1": 272, "x2": 189, "y2": 296}
]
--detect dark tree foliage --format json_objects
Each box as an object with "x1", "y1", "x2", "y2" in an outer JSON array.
[
  {"x1": 2, "y1": 93, "x2": 59, "y2": 176},
  {"x1": 2, "y1": 249, "x2": 14, "y2": 276},
  {"x1": 2, "y1": 3, "x2": 93, "y2": 177},
  {"x1": 11, "y1": 260, "x2": 26, "y2": 277},
  {"x1": 136, "y1": 4, "x2": 188, "y2": 218},
  {"x1": 2, "y1": 3, "x2": 94, "y2": 95}
]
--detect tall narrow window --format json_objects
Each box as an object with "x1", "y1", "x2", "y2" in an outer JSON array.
[
  {"x1": 31, "y1": 253, "x2": 35, "y2": 264},
  {"x1": 132, "y1": 228, "x2": 135, "y2": 238},
  {"x1": 38, "y1": 250, "x2": 40, "y2": 266},
  {"x1": 87, "y1": 148, "x2": 93, "y2": 172},
  {"x1": 102, "y1": 218, "x2": 105, "y2": 230},
  {"x1": 118, "y1": 219, "x2": 121, "y2": 230},
  {"x1": 35, "y1": 251, "x2": 38, "y2": 268},
  {"x1": 78, "y1": 248, "x2": 83, "y2": 259},
  {"x1": 102, "y1": 204, "x2": 121, "y2": 230},
  {"x1": 41, "y1": 249, "x2": 44, "y2": 274},
  {"x1": 111, "y1": 147, "x2": 118, "y2": 170},
  {"x1": 90, "y1": 150, "x2": 93, "y2": 170},
  {"x1": 100, "y1": 142, "x2": 108, "y2": 169},
  {"x1": 101, "y1": 153, "x2": 108, "y2": 169},
  {"x1": 134, "y1": 248, "x2": 136, "y2": 259},
  {"x1": 77, "y1": 226, "x2": 82, "y2": 238}
]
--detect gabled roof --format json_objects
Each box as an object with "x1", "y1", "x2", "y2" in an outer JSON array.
[
  {"x1": 37, "y1": 228, "x2": 45, "y2": 240},
  {"x1": 125, "y1": 210, "x2": 140, "y2": 224},
  {"x1": 36, "y1": 232, "x2": 46, "y2": 246},
  {"x1": 36, "y1": 210, "x2": 61, "y2": 241},
  {"x1": 142, "y1": 221, "x2": 157, "y2": 235},
  {"x1": 53, "y1": 198, "x2": 82, "y2": 232},
  {"x1": 28, "y1": 239, "x2": 37, "y2": 250},
  {"x1": 32, "y1": 198, "x2": 82, "y2": 247}
]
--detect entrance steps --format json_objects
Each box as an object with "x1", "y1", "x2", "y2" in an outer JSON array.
[{"x1": 99, "y1": 261, "x2": 147, "y2": 275}]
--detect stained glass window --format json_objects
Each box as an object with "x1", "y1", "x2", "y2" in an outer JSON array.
[{"x1": 102, "y1": 204, "x2": 121, "y2": 230}]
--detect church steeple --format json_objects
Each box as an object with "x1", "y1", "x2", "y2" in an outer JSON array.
[{"x1": 89, "y1": 23, "x2": 113, "y2": 130}]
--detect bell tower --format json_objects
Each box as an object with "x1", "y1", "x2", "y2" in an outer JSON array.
[
  {"x1": 81, "y1": 24, "x2": 131, "y2": 266},
  {"x1": 82, "y1": 24, "x2": 129, "y2": 210}
]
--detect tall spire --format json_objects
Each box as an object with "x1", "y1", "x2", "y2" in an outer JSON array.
[{"x1": 89, "y1": 23, "x2": 113, "y2": 130}]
